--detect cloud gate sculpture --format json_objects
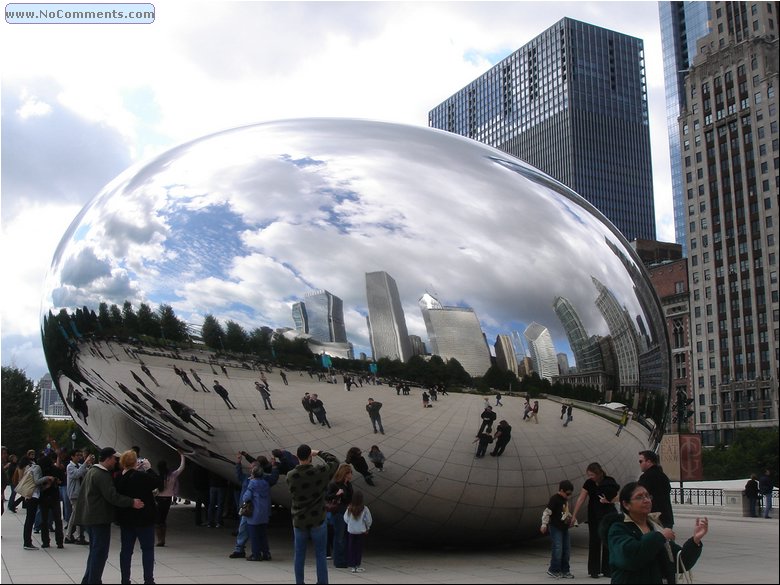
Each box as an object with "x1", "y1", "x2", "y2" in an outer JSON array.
[{"x1": 41, "y1": 119, "x2": 670, "y2": 543}]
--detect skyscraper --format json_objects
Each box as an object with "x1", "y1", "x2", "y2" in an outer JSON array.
[
  {"x1": 673, "y1": 1, "x2": 779, "y2": 445},
  {"x1": 553, "y1": 296, "x2": 604, "y2": 373},
  {"x1": 429, "y1": 17, "x2": 655, "y2": 242},
  {"x1": 303, "y1": 290, "x2": 347, "y2": 343},
  {"x1": 420, "y1": 299, "x2": 492, "y2": 377},
  {"x1": 365, "y1": 271, "x2": 412, "y2": 362},
  {"x1": 524, "y1": 322, "x2": 559, "y2": 381},
  {"x1": 494, "y1": 334, "x2": 519, "y2": 375},
  {"x1": 291, "y1": 301, "x2": 309, "y2": 335},
  {"x1": 659, "y1": 1, "x2": 714, "y2": 254}
]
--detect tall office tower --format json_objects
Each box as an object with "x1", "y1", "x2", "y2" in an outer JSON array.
[
  {"x1": 409, "y1": 334, "x2": 427, "y2": 356},
  {"x1": 557, "y1": 353, "x2": 571, "y2": 375},
  {"x1": 523, "y1": 322, "x2": 559, "y2": 381},
  {"x1": 659, "y1": 2, "x2": 714, "y2": 254},
  {"x1": 291, "y1": 301, "x2": 309, "y2": 334},
  {"x1": 420, "y1": 300, "x2": 492, "y2": 377},
  {"x1": 429, "y1": 17, "x2": 655, "y2": 242},
  {"x1": 511, "y1": 330, "x2": 528, "y2": 362},
  {"x1": 553, "y1": 296, "x2": 605, "y2": 372},
  {"x1": 365, "y1": 271, "x2": 412, "y2": 362},
  {"x1": 592, "y1": 276, "x2": 641, "y2": 393},
  {"x1": 303, "y1": 290, "x2": 347, "y2": 343},
  {"x1": 678, "y1": 1, "x2": 779, "y2": 446},
  {"x1": 494, "y1": 334, "x2": 519, "y2": 374},
  {"x1": 38, "y1": 372, "x2": 59, "y2": 415}
]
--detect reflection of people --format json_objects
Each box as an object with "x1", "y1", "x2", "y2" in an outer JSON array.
[
  {"x1": 366, "y1": 398, "x2": 384, "y2": 434},
  {"x1": 213, "y1": 380, "x2": 237, "y2": 409},
  {"x1": 490, "y1": 420, "x2": 512, "y2": 457},
  {"x1": 603, "y1": 482, "x2": 707, "y2": 584},
  {"x1": 570, "y1": 462, "x2": 619, "y2": 579},
  {"x1": 637, "y1": 450, "x2": 674, "y2": 528},
  {"x1": 540, "y1": 480, "x2": 574, "y2": 579},
  {"x1": 615, "y1": 408, "x2": 629, "y2": 436},
  {"x1": 478, "y1": 405, "x2": 497, "y2": 434}
]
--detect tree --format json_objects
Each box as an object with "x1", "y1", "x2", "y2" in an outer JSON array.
[
  {"x1": 98, "y1": 302, "x2": 112, "y2": 331},
  {"x1": 224, "y1": 320, "x2": 248, "y2": 353},
  {"x1": 445, "y1": 357, "x2": 472, "y2": 386},
  {"x1": 122, "y1": 301, "x2": 139, "y2": 336},
  {"x1": 136, "y1": 302, "x2": 160, "y2": 337},
  {"x1": 1, "y1": 367, "x2": 46, "y2": 456},
  {"x1": 202, "y1": 314, "x2": 225, "y2": 349},
  {"x1": 159, "y1": 304, "x2": 187, "y2": 342}
]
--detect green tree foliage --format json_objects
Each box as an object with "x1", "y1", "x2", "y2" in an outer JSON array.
[
  {"x1": 98, "y1": 302, "x2": 112, "y2": 330},
  {"x1": 136, "y1": 303, "x2": 160, "y2": 337},
  {"x1": 702, "y1": 427, "x2": 779, "y2": 484},
  {"x1": 224, "y1": 320, "x2": 248, "y2": 353},
  {"x1": 247, "y1": 326, "x2": 273, "y2": 357},
  {"x1": 122, "y1": 301, "x2": 138, "y2": 337},
  {"x1": 159, "y1": 304, "x2": 188, "y2": 342},
  {"x1": 201, "y1": 314, "x2": 225, "y2": 349},
  {"x1": 1, "y1": 367, "x2": 46, "y2": 456}
]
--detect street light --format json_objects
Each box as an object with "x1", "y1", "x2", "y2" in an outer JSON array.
[{"x1": 71, "y1": 431, "x2": 77, "y2": 450}]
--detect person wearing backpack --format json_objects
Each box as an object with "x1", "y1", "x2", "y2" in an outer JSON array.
[{"x1": 19, "y1": 454, "x2": 56, "y2": 550}]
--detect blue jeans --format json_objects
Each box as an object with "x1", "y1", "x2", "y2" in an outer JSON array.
[
  {"x1": 293, "y1": 521, "x2": 328, "y2": 585},
  {"x1": 82, "y1": 524, "x2": 112, "y2": 584},
  {"x1": 234, "y1": 516, "x2": 249, "y2": 552},
  {"x1": 763, "y1": 493, "x2": 773, "y2": 518},
  {"x1": 331, "y1": 508, "x2": 348, "y2": 567},
  {"x1": 119, "y1": 524, "x2": 155, "y2": 584},
  {"x1": 208, "y1": 487, "x2": 226, "y2": 525},
  {"x1": 248, "y1": 523, "x2": 269, "y2": 558},
  {"x1": 549, "y1": 525, "x2": 571, "y2": 574},
  {"x1": 60, "y1": 486, "x2": 72, "y2": 523}
]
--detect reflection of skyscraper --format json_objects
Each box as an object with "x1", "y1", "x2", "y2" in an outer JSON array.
[
  {"x1": 592, "y1": 276, "x2": 640, "y2": 392},
  {"x1": 409, "y1": 335, "x2": 426, "y2": 357},
  {"x1": 291, "y1": 302, "x2": 309, "y2": 334},
  {"x1": 420, "y1": 296, "x2": 491, "y2": 377},
  {"x1": 300, "y1": 290, "x2": 347, "y2": 343},
  {"x1": 511, "y1": 331, "x2": 528, "y2": 361},
  {"x1": 553, "y1": 296, "x2": 604, "y2": 373},
  {"x1": 524, "y1": 322, "x2": 558, "y2": 381},
  {"x1": 494, "y1": 334, "x2": 518, "y2": 375},
  {"x1": 557, "y1": 353, "x2": 570, "y2": 375},
  {"x1": 365, "y1": 271, "x2": 412, "y2": 362}
]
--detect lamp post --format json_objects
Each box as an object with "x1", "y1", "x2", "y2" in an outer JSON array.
[{"x1": 71, "y1": 431, "x2": 77, "y2": 450}]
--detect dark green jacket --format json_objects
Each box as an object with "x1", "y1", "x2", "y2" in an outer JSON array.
[
  {"x1": 73, "y1": 465, "x2": 135, "y2": 526},
  {"x1": 604, "y1": 512, "x2": 702, "y2": 584},
  {"x1": 286, "y1": 451, "x2": 339, "y2": 530}
]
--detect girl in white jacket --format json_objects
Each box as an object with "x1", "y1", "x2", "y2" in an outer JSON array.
[{"x1": 343, "y1": 490, "x2": 372, "y2": 573}]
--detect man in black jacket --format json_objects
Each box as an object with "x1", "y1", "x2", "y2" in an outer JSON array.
[
  {"x1": 478, "y1": 405, "x2": 497, "y2": 435},
  {"x1": 366, "y1": 398, "x2": 385, "y2": 434},
  {"x1": 637, "y1": 450, "x2": 674, "y2": 527}
]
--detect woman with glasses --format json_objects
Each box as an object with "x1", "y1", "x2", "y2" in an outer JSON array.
[
  {"x1": 570, "y1": 462, "x2": 620, "y2": 578},
  {"x1": 602, "y1": 482, "x2": 708, "y2": 583}
]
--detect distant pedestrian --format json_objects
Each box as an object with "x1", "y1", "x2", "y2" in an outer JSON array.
[
  {"x1": 615, "y1": 408, "x2": 629, "y2": 436},
  {"x1": 213, "y1": 380, "x2": 237, "y2": 409},
  {"x1": 344, "y1": 490, "x2": 372, "y2": 573},
  {"x1": 367, "y1": 446, "x2": 385, "y2": 472},
  {"x1": 759, "y1": 469, "x2": 774, "y2": 519},
  {"x1": 563, "y1": 404, "x2": 573, "y2": 427},
  {"x1": 301, "y1": 392, "x2": 316, "y2": 424},
  {"x1": 528, "y1": 400, "x2": 539, "y2": 424},
  {"x1": 473, "y1": 431, "x2": 493, "y2": 458},
  {"x1": 490, "y1": 420, "x2": 512, "y2": 457},
  {"x1": 560, "y1": 404, "x2": 567, "y2": 420},
  {"x1": 422, "y1": 391, "x2": 430, "y2": 408},
  {"x1": 745, "y1": 474, "x2": 760, "y2": 518},
  {"x1": 255, "y1": 381, "x2": 274, "y2": 410},
  {"x1": 279, "y1": 371, "x2": 288, "y2": 385},
  {"x1": 478, "y1": 405, "x2": 497, "y2": 434},
  {"x1": 310, "y1": 394, "x2": 331, "y2": 428},
  {"x1": 366, "y1": 398, "x2": 385, "y2": 435},
  {"x1": 495, "y1": 392, "x2": 503, "y2": 407},
  {"x1": 540, "y1": 479, "x2": 575, "y2": 579}
]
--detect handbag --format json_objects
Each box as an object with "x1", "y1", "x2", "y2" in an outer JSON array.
[
  {"x1": 676, "y1": 550, "x2": 693, "y2": 584},
  {"x1": 325, "y1": 496, "x2": 340, "y2": 513},
  {"x1": 239, "y1": 500, "x2": 254, "y2": 517}
]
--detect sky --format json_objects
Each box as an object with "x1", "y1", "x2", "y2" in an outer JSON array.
[{"x1": 1, "y1": 0, "x2": 676, "y2": 382}]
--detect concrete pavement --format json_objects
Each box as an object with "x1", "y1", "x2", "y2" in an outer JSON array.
[{"x1": 1, "y1": 501, "x2": 777, "y2": 583}]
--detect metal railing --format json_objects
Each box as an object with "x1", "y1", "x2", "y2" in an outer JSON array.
[{"x1": 672, "y1": 487, "x2": 779, "y2": 508}]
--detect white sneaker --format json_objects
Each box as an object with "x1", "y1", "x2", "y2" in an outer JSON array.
[
  {"x1": 350, "y1": 567, "x2": 357, "y2": 573},
  {"x1": 561, "y1": 573, "x2": 575, "y2": 579},
  {"x1": 354, "y1": 567, "x2": 365, "y2": 573},
  {"x1": 546, "y1": 570, "x2": 561, "y2": 579}
]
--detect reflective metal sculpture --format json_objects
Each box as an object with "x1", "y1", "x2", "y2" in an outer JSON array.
[{"x1": 41, "y1": 119, "x2": 670, "y2": 543}]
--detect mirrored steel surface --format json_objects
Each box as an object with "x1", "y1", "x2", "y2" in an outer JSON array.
[{"x1": 41, "y1": 119, "x2": 670, "y2": 542}]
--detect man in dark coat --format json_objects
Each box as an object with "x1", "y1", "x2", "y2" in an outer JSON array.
[
  {"x1": 637, "y1": 450, "x2": 674, "y2": 528},
  {"x1": 478, "y1": 405, "x2": 497, "y2": 435},
  {"x1": 366, "y1": 398, "x2": 385, "y2": 434}
]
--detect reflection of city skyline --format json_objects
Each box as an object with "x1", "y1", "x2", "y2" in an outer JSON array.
[{"x1": 285, "y1": 269, "x2": 652, "y2": 389}]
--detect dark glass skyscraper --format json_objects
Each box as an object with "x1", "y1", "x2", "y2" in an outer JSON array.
[
  {"x1": 659, "y1": 1, "x2": 713, "y2": 255},
  {"x1": 429, "y1": 17, "x2": 656, "y2": 242}
]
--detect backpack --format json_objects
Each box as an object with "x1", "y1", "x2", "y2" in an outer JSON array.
[{"x1": 15, "y1": 467, "x2": 36, "y2": 499}]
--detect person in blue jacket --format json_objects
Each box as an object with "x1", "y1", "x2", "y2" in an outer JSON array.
[
  {"x1": 242, "y1": 461, "x2": 279, "y2": 561},
  {"x1": 603, "y1": 481, "x2": 708, "y2": 584}
]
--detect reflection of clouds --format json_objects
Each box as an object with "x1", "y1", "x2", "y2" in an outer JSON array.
[
  {"x1": 60, "y1": 247, "x2": 112, "y2": 287},
  {"x1": 45, "y1": 120, "x2": 665, "y2": 381}
]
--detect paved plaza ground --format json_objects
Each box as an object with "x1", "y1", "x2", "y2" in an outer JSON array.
[{"x1": 1, "y1": 500, "x2": 777, "y2": 584}]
